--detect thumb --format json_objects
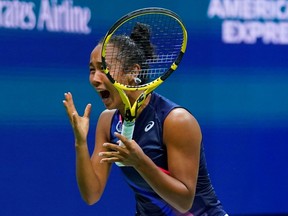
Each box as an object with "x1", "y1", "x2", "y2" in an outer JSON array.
[
  {"x1": 84, "y1": 103, "x2": 92, "y2": 118},
  {"x1": 72, "y1": 112, "x2": 78, "y2": 127}
]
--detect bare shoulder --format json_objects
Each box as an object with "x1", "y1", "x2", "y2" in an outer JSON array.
[
  {"x1": 163, "y1": 108, "x2": 202, "y2": 146},
  {"x1": 98, "y1": 109, "x2": 117, "y2": 123},
  {"x1": 96, "y1": 109, "x2": 117, "y2": 140},
  {"x1": 165, "y1": 108, "x2": 200, "y2": 129}
]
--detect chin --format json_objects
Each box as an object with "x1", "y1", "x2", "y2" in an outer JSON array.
[{"x1": 103, "y1": 102, "x2": 116, "y2": 110}]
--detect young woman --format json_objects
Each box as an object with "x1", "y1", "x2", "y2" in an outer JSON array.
[{"x1": 63, "y1": 23, "x2": 228, "y2": 216}]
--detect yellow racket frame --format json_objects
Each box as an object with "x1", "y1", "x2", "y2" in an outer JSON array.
[{"x1": 101, "y1": 7, "x2": 188, "y2": 121}]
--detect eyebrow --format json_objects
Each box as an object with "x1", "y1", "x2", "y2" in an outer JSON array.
[{"x1": 89, "y1": 62, "x2": 102, "y2": 68}]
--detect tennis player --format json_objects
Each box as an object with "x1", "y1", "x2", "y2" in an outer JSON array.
[{"x1": 63, "y1": 23, "x2": 228, "y2": 216}]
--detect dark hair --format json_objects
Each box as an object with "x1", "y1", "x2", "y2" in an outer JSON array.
[
  {"x1": 101, "y1": 23, "x2": 155, "y2": 84},
  {"x1": 130, "y1": 22, "x2": 154, "y2": 61}
]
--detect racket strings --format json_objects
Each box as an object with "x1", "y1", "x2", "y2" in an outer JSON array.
[{"x1": 106, "y1": 13, "x2": 184, "y2": 86}]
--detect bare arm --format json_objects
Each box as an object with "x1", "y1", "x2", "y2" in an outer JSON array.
[
  {"x1": 63, "y1": 92, "x2": 113, "y2": 205},
  {"x1": 76, "y1": 110, "x2": 114, "y2": 205},
  {"x1": 99, "y1": 108, "x2": 201, "y2": 213},
  {"x1": 136, "y1": 108, "x2": 201, "y2": 212}
]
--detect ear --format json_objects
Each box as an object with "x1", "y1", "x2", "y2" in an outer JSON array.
[{"x1": 127, "y1": 64, "x2": 141, "y2": 85}]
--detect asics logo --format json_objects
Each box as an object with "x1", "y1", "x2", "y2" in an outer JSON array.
[{"x1": 145, "y1": 121, "x2": 155, "y2": 132}]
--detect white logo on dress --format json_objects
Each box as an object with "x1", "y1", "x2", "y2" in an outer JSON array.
[
  {"x1": 116, "y1": 121, "x2": 122, "y2": 133},
  {"x1": 144, "y1": 121, "x2": 155, "y2": 132}
]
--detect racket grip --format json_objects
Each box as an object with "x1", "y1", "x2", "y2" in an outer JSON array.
[
  {"x1": 116, "y1": 120, "x2": 135, "y2": 167},
  {"x1": 119, "y1": 121, "x2": 135, "y2": 146}
]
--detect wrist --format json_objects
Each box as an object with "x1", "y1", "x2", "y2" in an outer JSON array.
[
  {"x1": 134, "y1": 154, "x2": 151, "y2": 172},
  {"x1": 75, "y1": 140, "x2": 87, "y2": 148}
]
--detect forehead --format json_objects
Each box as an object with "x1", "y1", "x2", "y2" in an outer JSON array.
[
  {"x1": 90, "y1": 43, "x2": 118, "y2": 63},
  {"x1": 90, "y1": 44, "x2": 102, "y2": 62}
]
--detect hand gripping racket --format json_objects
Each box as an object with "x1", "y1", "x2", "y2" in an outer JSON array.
[{"x1": 101, "y1": 7, "x2": 188, "y2": 166}]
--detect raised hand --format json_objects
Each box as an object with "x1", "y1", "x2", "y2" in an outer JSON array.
[{"x1": 63, "y1": 92, "x2": 91, "y2": 145}]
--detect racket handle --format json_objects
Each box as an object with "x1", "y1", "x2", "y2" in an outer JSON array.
[{"x1": 115, "y1": 120, "x2": 135, "y2": 167}]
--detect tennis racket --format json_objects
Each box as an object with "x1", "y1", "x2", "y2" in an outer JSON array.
[{"x1": 101, "y1": 7, "x2": 188, "y2": 166}]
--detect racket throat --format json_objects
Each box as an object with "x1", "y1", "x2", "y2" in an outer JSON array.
[
  {"x1": 123, "y1": 102, "x2": 140, "y2": 121},
  {"x1": 125, "y1": 92, "x2": 149, "y2": 121},
  {"x1": 124, "y1": 109, "x2": 136, "y2": 121}
]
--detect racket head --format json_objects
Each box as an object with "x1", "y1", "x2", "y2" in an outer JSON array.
[{"x1": 101, "y1": 7, "x2": 188, "y2": 91}]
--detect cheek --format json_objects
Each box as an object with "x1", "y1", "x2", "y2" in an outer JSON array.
[
  {"x1": 110, "y1": 87, "x2": 120, "y2": 98},
  {"x1": 111, "y1": 88, "x2": 123, "y2": 104},
  {"x1": 89, "y1": 72, "x2": 109, "y2": 85}
]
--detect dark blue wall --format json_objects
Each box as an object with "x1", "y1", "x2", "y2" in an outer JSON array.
[{"x1": 1, "y1": 1, "x2": 287, "y2": 215}]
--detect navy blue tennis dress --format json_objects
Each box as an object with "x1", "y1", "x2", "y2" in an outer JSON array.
[{"x1": 110, "y1": 92, "x2": 228, "y2": 216}]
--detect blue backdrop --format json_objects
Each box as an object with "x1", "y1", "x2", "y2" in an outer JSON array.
[{"x1": 1, "y1": 0, "x2": 287, "y2": 215}]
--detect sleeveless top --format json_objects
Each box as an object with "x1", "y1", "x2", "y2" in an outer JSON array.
[{"x1": 110, "y1": 92, "x2": 227, "y2": 216}]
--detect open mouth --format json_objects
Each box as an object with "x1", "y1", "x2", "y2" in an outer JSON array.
[{"x1": 99, "y1": 90, "x2": 110, "y2": 99}]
